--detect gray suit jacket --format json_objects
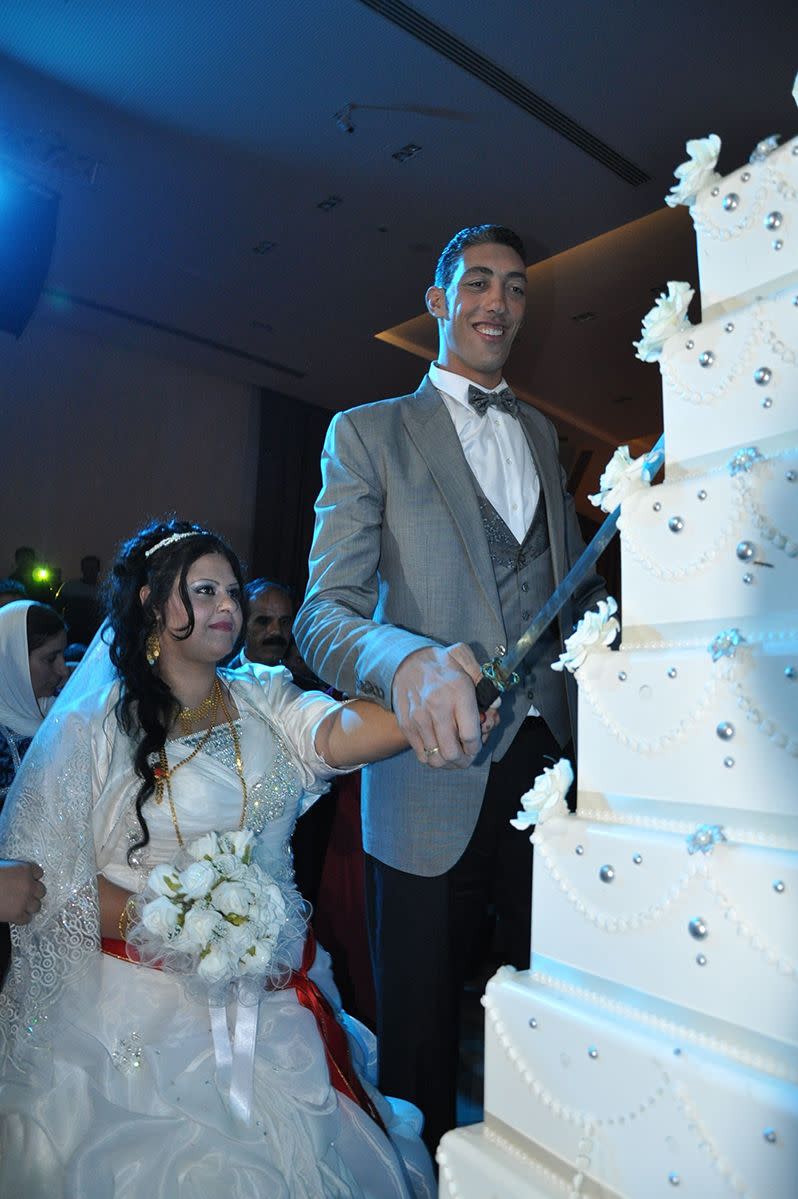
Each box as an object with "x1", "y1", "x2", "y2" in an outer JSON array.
[{"x1": 295, "y1": 376, "x2": 604, "y2": 876}]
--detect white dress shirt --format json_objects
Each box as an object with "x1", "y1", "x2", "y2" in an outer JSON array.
[{"x1": 429, "y1": 362, "x2": 540, "y2": 543}]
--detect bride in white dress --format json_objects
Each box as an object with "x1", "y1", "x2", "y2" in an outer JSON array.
[{"x1": 0, "y1": 520, "x2": 497, "y2": 1198}]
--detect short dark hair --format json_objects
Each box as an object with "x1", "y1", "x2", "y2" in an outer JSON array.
[
  {"x1": 0, "y1": 577, "x2": 27, "y2": 600},
  {"x1": 246, "y1": 578, "x2": 293, "y2": 604},
  {"x1": 434, "y1": 225, "x2": 526, "y2": 290}
]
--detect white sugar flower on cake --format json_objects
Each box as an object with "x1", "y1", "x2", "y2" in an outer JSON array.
[
  {"x1": 633, "y1": 281, "x2": 694, "y2": 362},
  {"x1": 665, "y1": 134, "x2": 722, "y2": 207},
  {"x1": 588, "y1": 445, "x2": 653, "y2": 514},
  {"x1": 510, "y1": 758, "x2": 574, "y2": 832},
  {"x1": 551, "y1": 597, "x2": 619, "y2": 674}
]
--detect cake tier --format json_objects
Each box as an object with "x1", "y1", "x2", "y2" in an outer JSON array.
[
  {"x1": 619, "y1": 448, "x2": 797, "y2": 636},
  {"x1": 661, "y1": 285, "x2": 797, "y2": 473},
  {"x1": 693, "y1": 136, "x2": 798, "y2": 320},
  {"x1": 483, "y1": 968, "x2": 798, "y2": 1198},
  {"x1": 530, "y1": 813, "x2": 798, "y2": 1047},
  {"x1": 437, "y1": 1122, "x2": 616, "y2": 1199},
  {"x1": 576, "y1": 638, "x2": 798, "y2": 825}
]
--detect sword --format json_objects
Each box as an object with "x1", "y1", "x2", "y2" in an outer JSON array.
[{"x1": 475, "y1": 435, "x2": 665, "y2": 711}]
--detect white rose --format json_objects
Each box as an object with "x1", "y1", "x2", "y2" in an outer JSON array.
[
  {"x1": 665, "y1": 134, "x2": 722, "y2": 207},
  {"x1": 511, "y1": 758, "x2": 574, "y2": 831},
  {"x1": 552, "y1": 598, "x2": 619, "y2": 674},
  {"x1": 210, "y1": 852, "x2": 246, "y2": 882},
  {"x1": 588, "y1": 445, "x2": 653, "y2": 513},
  {"x1": 197, "y1": 943, "x2": 234, "y2": 985},
  {"x1": 146, "y1": 863, "x2": 183, "y2": 899},
  {"x1": 218, "y1": 830, "x2": 255, "y2": 862},
  {"x1": 211, "y1": 881, "x2": 252, "y2": 918},
  {"x1": 178, "y1": 860, "x2": 218, "y2": 901},
  {"x1": 253, "y1": 882, "x2": 287, "y2": 929},
  {"x1": 177, "y1": 903, "x2": 225, "y2": 951},
  {"x1": 633, "y1": 281, "x2": 694, "y2": 363},
  {"x1": 187, "y1": 831, "x2": 220, "y2": 861},
  {"x1": 238, "y1": 941, "x2": 276, "y2": 976},
  {"x1": 140, "y1": 895, "x2": 182, "y2": 941}
]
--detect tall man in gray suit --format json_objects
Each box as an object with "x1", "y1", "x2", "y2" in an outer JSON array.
[{"x1": 295, "y1": 225, "x2": 605, "y2": 1153}]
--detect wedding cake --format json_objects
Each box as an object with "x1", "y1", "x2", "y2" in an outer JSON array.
[{"x1": 438, "y1": 97, "x2": 798, "y2": 1198}]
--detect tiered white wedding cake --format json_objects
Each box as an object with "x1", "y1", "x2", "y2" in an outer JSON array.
[{"x1": 438, "y1": 102, "x2": 798, "y2": 1198}]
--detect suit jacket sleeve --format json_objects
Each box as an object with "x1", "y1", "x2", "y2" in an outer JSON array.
[{"x1": 294, "y1": 408, "x2": 439, "y2": 706}]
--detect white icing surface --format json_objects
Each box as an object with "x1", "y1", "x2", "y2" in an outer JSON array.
[
  {"x1": 661, "y1": 286, "x2": 798, "y2": 473},
  {"x1": 531, "y1": 815, "x2": 798, "y2": 1046},
  {"x1": 619, "y1": 450, "x2": 798, "y2": 635},
  {"x1": 576, "y1": 641, "x2": 798, "y2": 820},
  {"x1": 437, "y1": 1124, "x2": 586, "y2": 1199},
  {"x1": 482, "y1": 971, "x2": 798, "y2": 1198},
  {"x1": 693, "y1": 136, "x2": 798, "y2": 319}
]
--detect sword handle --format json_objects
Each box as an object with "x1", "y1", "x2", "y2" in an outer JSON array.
[{"x1": 475, "y1": 675, "x2": 500, "y2": 711}]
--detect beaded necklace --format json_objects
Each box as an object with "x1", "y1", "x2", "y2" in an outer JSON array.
[{"x1": 154, "y1": 677, "x2": 248, "y2": 848}]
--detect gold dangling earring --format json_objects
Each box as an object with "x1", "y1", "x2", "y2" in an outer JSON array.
[{"x1": 146, "y1": 629, "x2": 161, "y2": 667}]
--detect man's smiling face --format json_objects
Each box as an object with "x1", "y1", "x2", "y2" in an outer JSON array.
[{"x1": 426, "y1": 241, "x2": 526, "y2": 388}]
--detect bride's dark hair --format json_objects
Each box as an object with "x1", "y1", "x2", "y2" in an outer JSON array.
[{"x1": 103, "y1": 518, "x2": 248, "y2": 861}]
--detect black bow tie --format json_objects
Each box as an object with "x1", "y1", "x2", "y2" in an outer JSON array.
[{"x1": 467, "y1": 384, "x2": 519, "y2": 419}]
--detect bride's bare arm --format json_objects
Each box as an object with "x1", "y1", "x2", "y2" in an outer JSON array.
[{"x1": 97, "y1": 874, "x2": 135, "y2": 940}]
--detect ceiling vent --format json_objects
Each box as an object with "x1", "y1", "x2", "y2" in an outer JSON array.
[{"x1": 358, "y1": 0, "x2": 649, "y2": 185}]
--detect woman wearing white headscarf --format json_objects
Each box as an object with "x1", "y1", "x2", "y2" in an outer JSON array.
[{"x1": 0, "y1": 601, "x2": 66, "y2": 961}]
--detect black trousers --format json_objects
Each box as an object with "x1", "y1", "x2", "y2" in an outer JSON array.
[{"x1": 365, "y1": 716, "x2": 565, "y2": 1156}]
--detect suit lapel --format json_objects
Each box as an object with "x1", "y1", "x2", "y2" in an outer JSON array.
[
  {"x1": 401, "y1": 377, "x2": 501, "y2": 617},
  {"x1": 517, "y1": 403, "x2": 566, "y2": 583}
]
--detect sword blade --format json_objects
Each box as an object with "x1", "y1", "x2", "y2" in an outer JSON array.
[{"x1": 475, "y1": 435, "x2": 664, "y2": 710}]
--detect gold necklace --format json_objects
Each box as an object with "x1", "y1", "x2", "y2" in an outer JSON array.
[
  {"x1": 154, "y1": 677, "x2": 248, "y2": 849},
  {"x1": 178, "y1": 681, "x2": 219, "y2": 735}
]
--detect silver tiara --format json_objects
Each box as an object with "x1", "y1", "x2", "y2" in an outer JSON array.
[{"x1": 144, "y1": 530, "x2": 203, "y2": 558}]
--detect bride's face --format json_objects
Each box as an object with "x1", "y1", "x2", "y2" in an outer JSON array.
[{"x1": 159, "y1": 553, "x2": 243, "y2": 664}]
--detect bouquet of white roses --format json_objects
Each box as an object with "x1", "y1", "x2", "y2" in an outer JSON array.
[{"x1": 131, "y1": 829, "x2": 289, "y2": 989}]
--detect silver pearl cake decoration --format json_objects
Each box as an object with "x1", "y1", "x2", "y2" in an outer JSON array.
[
  {"x1": 698, "y1": 350, "x2": 715, "y2": 367},
  {"x1": 587, "y1": 1047, "x2": 599, "y2": 1059},
  {"x1": 618, "y1": 671, "x2": 627, "y2": 681},
  {"x1": 668, "y1": 1173, "x2": 681, "y2": 1186},
  {"x1": 688, "y1": 917, "x2": 709, "y2": 940},
  {"x1": 653, "y1": 501, "x2": 662, "y2": 512},
  {"x1": 711, "y1": 187, "x2": 720, "y2": 196},
  {"x1": 723, "y1": 322, "x2": 734, "y2": 333},
  {"x1": 632, "y1": 853, "x2": 643, "y2": 864},
  {"x1": 722, "y1": 193, "x2": 739, "y2": 211},
  {"x1": 736, "y1": 541, "x2": 755, "y2": 561},
  {"x1": 668, "y1": 516, "x2": 684, "y2": 533},
  {"x1": 753, "y1": 366, "x2": 772, "y2": 385},
  {"x1": 599, "y1": 865, "x2": 615, "y2": 883},
  {"x1": 697, "y1": 489, "x2": 707, "y2": 500},
  {"x1": 528, "y1": 1017, "x2": 538, "y2": 1028},
  {"x1": 716, "y1": 721, "x2": 735, "y2": 740},
  {"x1": 685, "y1": 339, "x2": 694, "y2": 350},
  {"x1": 723, "y1": 756, "x2": 735, "y2": 768},
  {"x1": 763, "y1": 1129, "x2": 778, "y2": 1144},
  {"x1": 696, "y1": 954, "x2": 708, "y2": 966},
  {"x1": 575, "y1": 845, "x2": 584, "y2": 856},
  {"x1": 772, "y1": 239, "x2": 784, "y2": 251},
  {"x1": 742, "y1": 573, "x2": 754, "y2": 584},
  {"x1": 761, "y1": 397, "x2": 773, "y2": 409},
  {"x1": 773, "y1": 880, "x2": 785, "y2": 894},
  {"x1": 667, "y1": 667, "x2": 677, "y2": 678},
  {"x1": 786, "y1": 470, "x2": 796, "y2": 482},
  {"x1": 785, "y1": 666, "x2": 796, "y2": 679},
  {"x1": 764, "y1": 211, "x2": 783, "y2": 230},
  {"x1": 741, "y1": 170, "x2": 751, "y2": 181}
]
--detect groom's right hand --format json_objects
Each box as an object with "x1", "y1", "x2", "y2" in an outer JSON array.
[{"x1": 391, "y1": 643, "x2": 492, "y2": 768}]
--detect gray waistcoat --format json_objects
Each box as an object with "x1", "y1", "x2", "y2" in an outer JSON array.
[{"x1": 472, "y1": 481, "x2": 571, "y2": 748}]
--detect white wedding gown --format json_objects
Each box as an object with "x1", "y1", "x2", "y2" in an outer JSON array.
[{"x1": 0, "y1": 666, "x2": 435, "y2": 1198}]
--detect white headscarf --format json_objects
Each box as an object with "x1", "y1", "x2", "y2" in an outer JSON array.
[{"x1": 0, "y1": 600, "x2": 55, "y2": 738}]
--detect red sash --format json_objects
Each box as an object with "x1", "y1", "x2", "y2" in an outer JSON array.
[{"x1": 101, "y1": 929, "x2": 386, "y2": 1133}]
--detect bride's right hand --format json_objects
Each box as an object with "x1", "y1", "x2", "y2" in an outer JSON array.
[{"x1": 0, "y1": 859, "x2": 46, "y2": 925}]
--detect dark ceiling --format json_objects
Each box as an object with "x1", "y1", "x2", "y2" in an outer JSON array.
[{"x1": 1, "y1": 1, "x2": 795, "y2": 451}]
